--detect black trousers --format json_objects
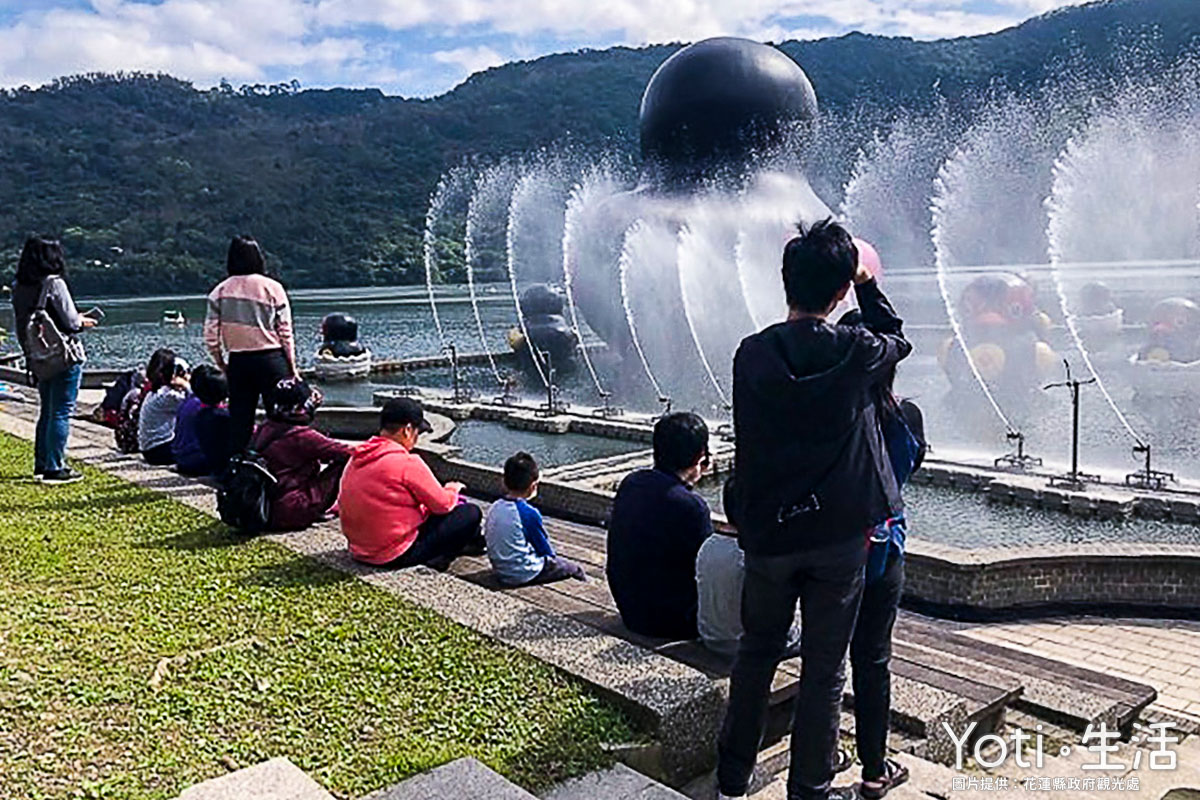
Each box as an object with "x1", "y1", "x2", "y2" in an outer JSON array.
[
  {"x1": 226, "y1": 349, "x2": 291, "y2": 454},
  {"x1": 142, "y1": 441, "x2": 175, "y2": 466},
  {"x1": 389, "y1": 504, "x2": 483, "y2": 569},
  {"x1": 852, "y1": 551, "x2": 905, "y2": 782},
  {"x1": 718, "y1": 541, "x2": 866, "y2": 800}
]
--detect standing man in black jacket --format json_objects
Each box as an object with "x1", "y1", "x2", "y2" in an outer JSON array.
[{"x1": 716, "y1": 220, "x2": 911, "y2": 800}]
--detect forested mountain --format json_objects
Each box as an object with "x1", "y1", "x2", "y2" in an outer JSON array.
[{"x1": 0, "y1": 0, "x2": 1197, "y2": 295}]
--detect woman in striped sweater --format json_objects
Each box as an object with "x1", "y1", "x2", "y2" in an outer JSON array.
[{"x1": 204, "y1": 236, "x2": 297, "y2": 453}]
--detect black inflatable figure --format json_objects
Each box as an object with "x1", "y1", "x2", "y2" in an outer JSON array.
[
  {"x1": 939, "y1": 272, "x2": 1057, "y2": 391},
  {"x1": 509, "y1": 284, "x2": 579, "y2": 373},
  {"x1": 319, "y1": 313, "x2": 367, "y2": 358},
  {"x1": 572, "y1": 37, "x2": 824, "y2": 367}
]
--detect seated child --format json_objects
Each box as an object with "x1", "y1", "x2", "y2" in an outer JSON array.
[
  {"x1": 696, "y1": 476, "x2": 801, "y2": 659},
  {"x1": 253, "y1": 377, "x2": 351, "y2": 531},
  {"x1": 172, "y1": 364, "x2": 233, "y2": 477},
  {"x1": 484, "y1": 452, "x2": 585, "y2": 586},
  {"x1": 116, "y1": 352, "x2": 171, "y2": 454},
  {"x1": 138, "y1": 350, "x2": 189, "y2": 465}
]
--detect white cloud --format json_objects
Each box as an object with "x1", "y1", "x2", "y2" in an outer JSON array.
[
  {"x1": 0, "y1": 0, "x2": 364, "y2": 87},
  {"x1": 315, "y1": 0, "x2": 1090, "y2": 43},
  {"x1": 0, "y1": 0, "x2": 1095, "y2": 94},
  {"x1": 431, "y1": 45, "x2": 507, "y2": 76}
]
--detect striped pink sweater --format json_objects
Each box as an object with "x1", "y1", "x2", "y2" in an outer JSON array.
[{"x1": 204, "y1": 274, "x2": 296, "y2": 367}]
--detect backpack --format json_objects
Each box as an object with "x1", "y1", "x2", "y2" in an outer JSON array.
[
  {"x1": 114, "y1": 383, "x2": 149, "y2": 454},
  {"x1": 101, "y1": 369, "x2": 142, "y2": 428},
  {"x1": 880, "y1": 395, "x2": 926, "y2": 487},
  {"x1": 215, "y1": 427, "x2": 291, "y2": 533},
  {"x1": 24, "y1": 278, "x2": 85, "y2": 381}
]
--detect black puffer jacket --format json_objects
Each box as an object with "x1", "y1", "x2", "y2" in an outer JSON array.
[{"x1": 732, "y1": 279, "x2": 912, "y2": 556}]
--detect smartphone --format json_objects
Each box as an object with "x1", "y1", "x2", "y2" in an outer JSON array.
[{"x1": 83, "y1": 306, "x2": 105, "y2": 321}]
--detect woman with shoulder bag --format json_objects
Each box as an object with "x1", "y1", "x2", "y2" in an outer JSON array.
[{"x1": 11, "y1": 237, "x2": 97, "y2": 485}]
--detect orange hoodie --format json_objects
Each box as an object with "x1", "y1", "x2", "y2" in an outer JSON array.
[{"x1": 338, "y1": 436, "x2": 460, "y2": 564}]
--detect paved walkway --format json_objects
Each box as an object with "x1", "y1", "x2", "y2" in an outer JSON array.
[{"x1": 959, "y1": 617, "x2": 1200, "y2": 723}]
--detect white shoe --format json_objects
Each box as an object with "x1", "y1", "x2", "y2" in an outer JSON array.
[{"x1": 717, "y1": 793, "x2": 746, "y2": 800}]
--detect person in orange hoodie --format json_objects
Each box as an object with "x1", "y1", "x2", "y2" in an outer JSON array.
[{"x1": 339, "y1": 397, "x2": 483, "y2": 570}]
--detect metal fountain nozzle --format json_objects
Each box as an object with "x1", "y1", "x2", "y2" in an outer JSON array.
[
  {"x1": 995, "y1": 430, "x2": 1042, "y2": 471},
  {"x1": 1126, "y1": 442, "x2": 1175, "y2": 491}
]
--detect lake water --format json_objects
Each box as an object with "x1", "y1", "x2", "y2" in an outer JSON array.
[
  {"x1": 7, "y1": 271, "x2": 1200, "y2": 482},
  {"x1": 448, "y1": 419, "x2": 647, "y2": 469}
]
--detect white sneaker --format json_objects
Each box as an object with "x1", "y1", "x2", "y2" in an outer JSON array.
[{"x1": 717, "y1": 793, "x2": 746, "y2": 800}]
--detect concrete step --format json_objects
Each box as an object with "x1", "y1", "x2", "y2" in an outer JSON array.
[
  {"x1": 543, "y1": 763, "x2": 689, "y2": 799},
  {"x1": 176, "y1": 757, "x2": 333, "y2": 800},
  {"x1": 369, "y1": 757, "x2": 536, "y2": 800},
  {"x1": 706, "y1": 750, "x2": 954, "y2": 800}
]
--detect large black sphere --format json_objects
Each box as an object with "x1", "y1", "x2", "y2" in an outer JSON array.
[{"x1": 639, "y1": 37, "x2": 818, "y2": 176}]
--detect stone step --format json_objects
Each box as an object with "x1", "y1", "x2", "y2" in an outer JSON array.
[
  {"x1": 369, "y1": 757, "x2": 536, "y2": 800},
  {"x1": 733, "y1": 750, "x2": 957, "y2": 800},
  {"x1": 544, "y1": 763, "x2": 689, "y2": 799},
  {"x1": 176, "y1": 757, "x2": 333, "y2": 800}
]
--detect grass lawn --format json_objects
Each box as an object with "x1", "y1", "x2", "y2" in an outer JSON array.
[{"x1": 0, "y1": 432, "x2": 638, "y2": 799}]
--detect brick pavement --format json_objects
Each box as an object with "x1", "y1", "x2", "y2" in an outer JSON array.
[{"x1": 959, "y1": 617, "x2": 1200, "y2": 722}]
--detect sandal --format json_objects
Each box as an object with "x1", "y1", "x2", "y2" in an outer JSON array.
[{"x1": 860, "y1": 757, "x2": 909, "y2": 799}]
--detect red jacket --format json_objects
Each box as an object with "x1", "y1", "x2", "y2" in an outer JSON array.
[{"x1": 338, "y1": 436, "x2": 460, "y2": 564}]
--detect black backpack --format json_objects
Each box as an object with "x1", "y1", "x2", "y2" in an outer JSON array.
[
  {"x1": 216, "y1": 428, "x2": 290, "y2": 533},
  {"x1": 103, "y1": 369, "x2": 142, "y2": 414}
]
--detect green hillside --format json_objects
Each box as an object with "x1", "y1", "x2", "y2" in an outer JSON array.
[{"x1": 0, "y1": 0, "x2": 1197, "y2": 295}]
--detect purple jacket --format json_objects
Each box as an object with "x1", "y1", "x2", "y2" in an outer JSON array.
[{"x1": 253, "y1": 420, "x2": 351, "y2": 530}]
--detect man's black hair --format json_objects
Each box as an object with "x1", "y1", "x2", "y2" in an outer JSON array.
[
  {"x1": 503, "y1": 451, "x2": 540, "y2": 493},
  {"x1": 379, "y1": 396, "x2": 432, "y2": 434},
  {"x1": 227, "y1": 236, "x2": 266, "y2": 276},
  {"x1": 781, "y1": 218, "x2": 858, "y2": 314},
  {"x1": 15, "y1": 237, "x2": 66, "y2": 286},
  {"x1": 653, "y1": 411, "x2": 709, "y2": 474},
  {"x1": 191, "y1": 364, "x2": 228, "y2": 407}
]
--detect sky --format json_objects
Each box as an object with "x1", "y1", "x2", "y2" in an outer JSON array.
[{"x1": 0, "y1": 0, "x2": 1094, "y2": 98}]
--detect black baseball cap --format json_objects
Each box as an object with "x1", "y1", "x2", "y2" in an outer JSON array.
[{"x1": 380, "y1": 397, "x2": 433, "y2": 434}]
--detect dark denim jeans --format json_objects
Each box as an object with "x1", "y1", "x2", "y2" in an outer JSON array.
[
  {"x1": 35, "y1": 363, "x2": 82, "y2": 474},
  {"x1": 389, "y1": 503, "x2": 484, "y2": 569},
  {"x1": 718, "y1": 540, "x2": 866, "y2": 800},
  {"x1": 852, "y1": 551, "x2": 905, "y2": 782}
]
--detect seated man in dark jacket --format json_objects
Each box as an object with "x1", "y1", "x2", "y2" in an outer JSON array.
[
  {"x1": 607, "y1": 412, "x2": 712, "y2": 640},
  {"x1": 717, "y1": 220, "x2": 911, "y2": 800}
]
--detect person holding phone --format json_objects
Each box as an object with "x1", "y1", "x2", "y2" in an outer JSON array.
[
  {"x1": 138, "y1": 349, "x2": 190, "y2": 465},
  {"x1": 338, "y1": 398, "x2": 483, "y2": 570},
  {"x1": 11, "y1": 237, "x2": 97, "y2": 485},
  {"x1": 607, "y1": 412, "x2": 713, "y2": 640},
  {"x1": 717, "y1": 221, "x2": 911, "y2": 800}
]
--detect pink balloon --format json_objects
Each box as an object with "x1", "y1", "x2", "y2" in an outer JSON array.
[{"x1": 854, "y1": 237, "x2": 883, "y2": 278}]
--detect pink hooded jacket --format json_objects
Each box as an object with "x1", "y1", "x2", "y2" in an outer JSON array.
[{"x1": 338, "y1": 435, "x2": 460, "y2": 564}]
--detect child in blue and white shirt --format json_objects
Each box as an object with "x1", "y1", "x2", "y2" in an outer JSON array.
[{"x1": 485, "y1": 452, "x2": 586, "y2": 586}]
